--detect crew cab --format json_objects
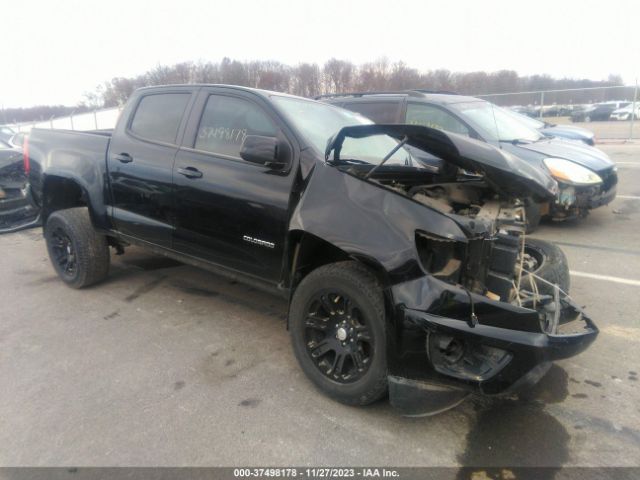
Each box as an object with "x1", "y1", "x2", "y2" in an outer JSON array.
[{"x1": 26, "y1": 85, "x2": 598, "y2": 415}]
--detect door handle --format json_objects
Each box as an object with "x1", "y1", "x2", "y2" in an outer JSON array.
[
  {"x1": 177, "y1": 167, "x2": 203, "y2": 179},
  {"x1": 114, "y1": 153, "x2": 133, "y2": 163}
]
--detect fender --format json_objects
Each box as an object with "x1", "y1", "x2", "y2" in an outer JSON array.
[
  {"x1": 28, "y1": 128, "x2": 113, "y2": 231},
  {"x1": 288, "y1": 160, "x2": 468, "y2": 286}
]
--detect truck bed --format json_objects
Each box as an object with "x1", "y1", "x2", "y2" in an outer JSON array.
[{"x1": 27, "y1": 128, "x2": 113, "y2": 219}]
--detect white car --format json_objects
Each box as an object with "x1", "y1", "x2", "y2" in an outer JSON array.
[{"x1": 610, "y1": 103, "x2": 640, "y2": 121}]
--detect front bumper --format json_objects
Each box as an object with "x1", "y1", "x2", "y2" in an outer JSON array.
[
  {"x1": 586, "y1": 183, "x2": 617, "y2": 209},
  {"x1": 550, "y1": 174, "x2": 617, "y2": 219},
  {"x1": 0, "y1": 183, "x2": 41, "y2": 233},
  {"x1": 388, "y1": 276, "x2": 598, "y2": 415}
]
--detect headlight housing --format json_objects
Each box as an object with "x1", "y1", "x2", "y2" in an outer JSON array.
[{"x1": 543, "y1": 157, "x2": 602, "y2": 185}]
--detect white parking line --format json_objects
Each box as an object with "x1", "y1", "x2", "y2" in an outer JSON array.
[
  {"x1": 617, "y1": 195, "x2": 640, "y2": 200},
  {"x1": 570, "y1": 271, "x2": 640, "y2": 287}
]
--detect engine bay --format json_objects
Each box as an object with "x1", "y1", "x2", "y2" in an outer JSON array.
[{"x1": 345, "y1": 163, "x2": 579, "y2": 336}]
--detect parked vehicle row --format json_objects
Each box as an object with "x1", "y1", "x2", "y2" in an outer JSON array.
[
  {"x1": 511, "y1": 105, "x2": 571, "y2": 118},
  {"x1": 511, "y1": 102, "x2": 637, "y2": 122},
  {"x1": 610, "y1": 103, "x2": 640, "y2": 121},
  {"x1": 569, "y1": 102, "x2": 629, "y2": 122},
  {"x1": 22, "y1": 84, "x2": 599, "y2": 416}
]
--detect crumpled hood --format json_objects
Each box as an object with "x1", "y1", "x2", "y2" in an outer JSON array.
[
  {"x1": 512, "y1": 138, "x2": 613, "y2": 172},
  {"x1": 325, "y1": 124, "x2": 558, "y2": 201}
]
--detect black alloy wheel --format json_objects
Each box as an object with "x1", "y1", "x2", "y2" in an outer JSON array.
[
  {"x1": 304, "y1": 291, "x2": 373, "y2": 383},
  {"x1": 50, "y1": 227, "x2": 77, "y2": 278},
  {"x1": 289, "y1": 261, "x2": 388, "y2": 406},
  {"x1": 44, "y1": 207, "x2": 110, "y2": 288}
]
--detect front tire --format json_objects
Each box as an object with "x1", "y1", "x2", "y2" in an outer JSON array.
[
  {"x1": 289, "y1": 261, "x2": 388, "y2": 406},
  {"x1": 45, "y1": 207, "x2": 110, "y2": 288},
  {"x1": 520, "y1": 238, "x2": 570, "y2": 296}
]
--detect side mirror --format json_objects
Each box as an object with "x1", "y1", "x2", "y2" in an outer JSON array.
[{"x1": 240, "y1": 135, "x2": 287, "y2": 170}]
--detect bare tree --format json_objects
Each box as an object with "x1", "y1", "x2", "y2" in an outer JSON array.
[
  {"x1": 323, "y1": 59, "x2": 355, "y2": 93},
  {"x1": 292, "y1": 63, "x2": 321, "y2": 97},
  {"x1": 220, "y1": 57, "x2": 249, "y2": 86},
  {"x1": 192, "y1": 61, "x2": 221, "y2": 84},
  {"x1": 10, "y1": 57, "x2": 626, "y2": 118},
  {"x1": 389, "y1": 61, "x2": 422, "y2": 90},
  {"x1": 247, "y1": 61, "x2": 291, "y2": 92}
]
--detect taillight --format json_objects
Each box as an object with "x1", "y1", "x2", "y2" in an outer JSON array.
[{"x1": 23, "y1": 135, "x2": 30, "y2": 175}]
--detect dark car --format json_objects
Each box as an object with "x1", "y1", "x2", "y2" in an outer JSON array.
[
  {"x1": 320, "y1": 91, "x2": 617, "y2": 229},
  {"x1": 506, "y1": 108, "x2": 596, "y2": 146},
  {"x1": 571, "y1": 102, "x2": 629, "y2": 122},
  {"x1": 0, "y1": 138, "x2": 40, "y2": 232},
  {"x1": 26, "y1": 85, "x2": 597, "y2": 416}
]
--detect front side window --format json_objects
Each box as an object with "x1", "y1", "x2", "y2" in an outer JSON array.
[
  {"x1": 406, "y1": 103, "x2": 470, "y2": 136},
  {"x1": 450, "y1": 102, "x2": 543, "y2": 142},
  {"x1": 273, "y1": 96, "x2": 410, "y2": 165},
  {"x1": 130, "y1": 93, "x2": 190, "y2": 144},
  {"x1": 195, "y1": 95, "x2": 277, "y2": 158}
]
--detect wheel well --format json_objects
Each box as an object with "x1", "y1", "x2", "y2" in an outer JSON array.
[
  {"x1": 287, "y1": 231, "x2": 390, "y2": 291},
  {"x1": 42, "y1": 176, "x2": 87, "y2": 222},
  {"x1": 286, "y1": 231, "x2": 395, "y2": 331}
]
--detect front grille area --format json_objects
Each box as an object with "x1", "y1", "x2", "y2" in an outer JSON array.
[{"x1": 462, "y1": 233, "x2": 520, "y2": 301}]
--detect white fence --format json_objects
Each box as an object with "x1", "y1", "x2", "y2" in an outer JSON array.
[{"x1": 5, "y1": 107, "x2": 123, "y2": 133}]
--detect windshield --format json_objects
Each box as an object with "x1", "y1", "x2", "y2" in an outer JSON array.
[
  {"x1": 504, "y1": 109, "x2": 545, "y2": 130},
  {"x1": 450, "y1": 101, "x2": 544, "y2": 143},
  {"x1": 272, "y1": 96, "x2": 410, "y2": 165}
]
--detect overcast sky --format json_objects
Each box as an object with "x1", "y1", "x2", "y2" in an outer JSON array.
[{"x1": 3, "y1": 0, "x2": 639, "y2": 108}]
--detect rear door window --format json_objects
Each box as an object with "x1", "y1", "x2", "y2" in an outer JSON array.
[
  {"x1": 344, "y1": 101, "x2": 401, "y2": 123},
  {"x1": 194, "y1": 95, "x2": 278, "y2": 158},
  {"x1": 406, "y1": 103, "x2": 469, "y2": 136},
  {"x1": 130, "y1": 93, "x2": 191, "y2": 144}
]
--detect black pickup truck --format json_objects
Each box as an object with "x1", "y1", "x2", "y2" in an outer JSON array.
[{"x1": 27, "y1": 85, "x2": 597, "y2": 415}]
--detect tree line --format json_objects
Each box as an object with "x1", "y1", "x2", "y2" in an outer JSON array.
[
  {"x1": 2, "y1": 58, "x2": 627, "y2": 123},
  {"x1": 97, "y1": 58, "x2": 625, "y2": 108}
]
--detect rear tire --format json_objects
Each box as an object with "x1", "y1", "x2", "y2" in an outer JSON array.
[
  {"x1": 289, "y1": 261, "x2": 388, "y2": 406},
  {"x1": 45, "y1": 207, "x2": 110, "y2": 288},
  {"x1": 520, "y1": 238, "x2": 570, "y2": 296}
]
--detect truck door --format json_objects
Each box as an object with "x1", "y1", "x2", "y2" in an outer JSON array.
[
  {"x1": 172, "y1": 89, "x2": 296, "y2": 283},
  {"x1": 107, "y1": 90, "x2": 194, "y2": 247}
]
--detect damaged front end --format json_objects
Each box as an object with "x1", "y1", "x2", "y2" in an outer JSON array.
[
  {"x1": 0, "y1": 145, "x2": 41, "y2": 234},
  {"x1": 320, "y1": 124, "x2": 598, "y2": 415},
  {"x1": 390, "y1": 250, "x2": 597, "y2": 416}
]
